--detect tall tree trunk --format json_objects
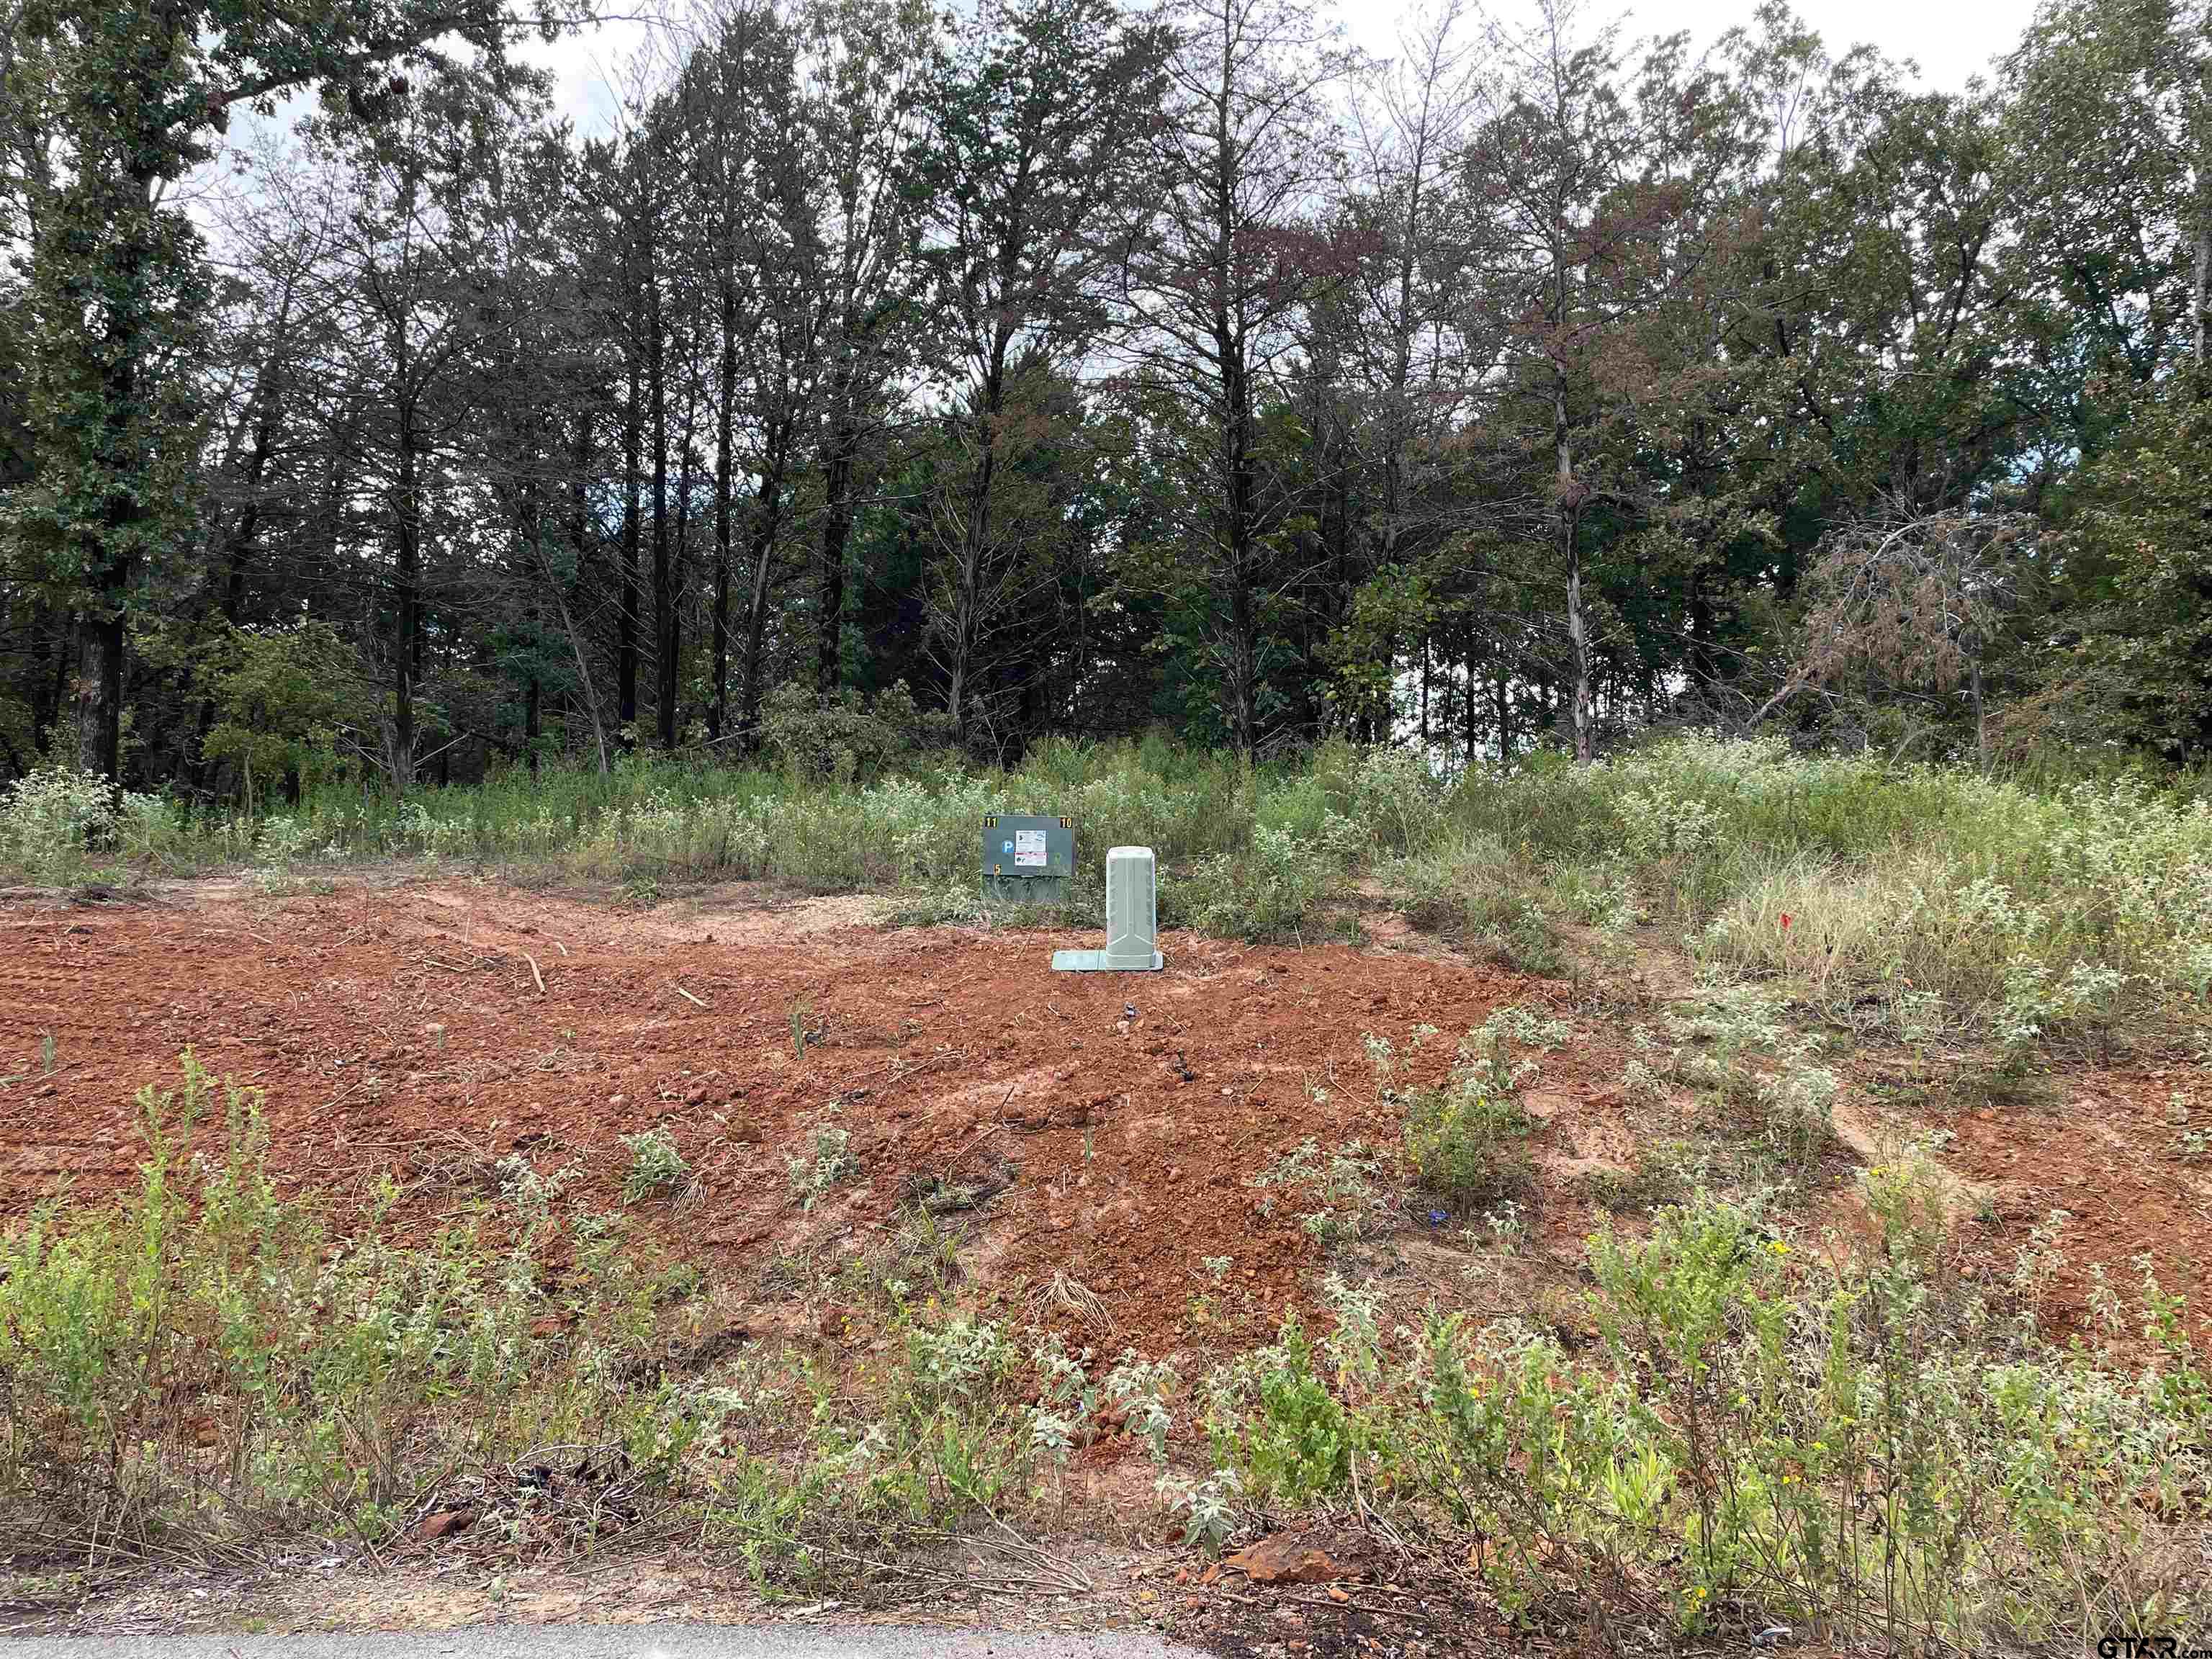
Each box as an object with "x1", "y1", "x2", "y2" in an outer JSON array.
[
  {"x1": 945, "y1": 415, "x2": 999, "y2": 735},
  {"x1": 73, "y1": 608, "x2": 127, "y2": 786},
  {"x1": 816, "y1": 397, "x2": 859, "y2": 693},
  {"x1": 552, "y1": 583, "x2": 611, "y2": 778},
  {"x1": 74, "y1": 259, "x2": 151, "y2": 783},
  {"x1": 2194, "y1": 58, "x2": 2209, "y2": 377},
  {"x1": 711, "y1": 503, "x2": 732, "y2": 743},
  {"x1": 30, "y1": 604, "x2": 71, "y2": 755},
  {"x1": 525, "y1": 666, "x2": 541, "y2": 772},
  {"x1": 647, "y1": 224, "x2": 675, "y2": 749},
  {"x1": 522, "y1": 474, "x2": 544, "y2": 773},
  {"x1": 739, "y1": 450, "x2": 788, "y2": 739},
  {"x1": 189, "y1": 291, "x2": 297, "y2": 789},
  {"x1": 388, "y1": 395, "x2": 422, "y2": 789},
  {"x1": 1419, "y1": 637, "x2": 1430, "y2": 745},
  {"x1": 667, "y1": 400, "x2": 700, "y2": 747},
  {"x1": 710, "y1": 274, "x2": 741, "y2": 742},
  {"x1": 560, "y1": 408, "x2": 609, "y2": 776},
  {"x1": 1219, "y1": 341, "x2": 1259, "y2": 755},
  {"x1": 215, "y1": 290, "x2": 292, "y2": 626},
  {"x1": 69, "y1": 136, "x2": 165, "y2": 785},
  {"x1": 567, "y1": 408, "x2": 596, "y2": 596},
  {"x1": 619, "y1": 342, "x2": 642, "y2": 744},
  {"x1": 1464, "y1": 646, "x2": 1478, "y2": 765},
  {"x1": 2195, "y1": 213, "x2": 2208, "y2": 378},
  {"x1": 1555, "y1": 372, "x2": 1593, "y2": 766}
]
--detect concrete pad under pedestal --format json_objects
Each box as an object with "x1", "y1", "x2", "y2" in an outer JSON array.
[{"x1": 1050, "y1": 948, "x2": 1164, "y2": 972}]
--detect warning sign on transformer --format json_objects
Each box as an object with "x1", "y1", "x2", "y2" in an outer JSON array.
[{"x1": 981, "y1": 813, "x2": 1074, "y2": 905}]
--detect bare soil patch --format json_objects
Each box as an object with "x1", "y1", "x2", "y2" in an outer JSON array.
[
  {"x1": 1939, "y1": 1061, "x2": 2212, "y2": 1337},
  {"x1": 5, "y1": 876, "x2": 2202, "y2": 1356},
  {"x1": 0, "y1": 878, "x2": 1604, "y2": 1355}
]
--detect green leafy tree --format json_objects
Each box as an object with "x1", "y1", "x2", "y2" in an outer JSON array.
[
  {"x1": 0, "y1": 0, "x2": 575, "y2": 786},
  {"x1": 915, "y1": 0, "x2": 1169, "y2": 740},
  {"x1": 2050, "y1": 388, "x2": 2212, "y2": 760},
  {"x1": 1462, "y1": 0, "x2": 1755, "y2": 762},
  {"x1": 199, "y1": 621, "x2": 367, "y2": 807},
  {"x1": 795, "y1": 0, "x2": 938, "y2": 693},
  {"x1": 1118, "y1": 0, "x2": 1349, "y2": 753},
  {"x1": 2002, "y1": 0, "x2": 2211, "y2": 402}
]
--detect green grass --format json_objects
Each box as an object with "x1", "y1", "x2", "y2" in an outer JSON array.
[
  {"x1": 1442, "y1": 736, "x2": 2212, "y2": 1035},
  {"x1": 1377, "y1": 1008, "x2": 1565, "y2": 1211},
  {"x1": 619, "y1": 1127, "x2": 690, "y2": 1204},
  {"x1": 7, "y1": 1046, "x2": 2211, "y2": 1653}
]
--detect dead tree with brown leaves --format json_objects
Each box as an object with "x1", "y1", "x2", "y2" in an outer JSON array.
[{"x1": 1784, "y1": 508, "x2": 2040, "y2": 768}]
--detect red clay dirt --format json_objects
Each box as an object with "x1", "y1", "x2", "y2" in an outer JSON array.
[
  {"x1": 1941, "y1": 1061, "x2": 2212, "y2": 1342},
  {"x1": 0, "y1": 880, "x2": 1608, "y2": 1354},
  {"x1": 6, "y1": 879, "x2": 2205, "y2": 1355}
]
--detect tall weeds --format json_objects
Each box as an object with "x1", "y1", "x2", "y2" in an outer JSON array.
[
  {"x1": 6, "y1": 732, "x2": 2208, "y2": 1035},
  {"x1": 1197, "y1": 1151, "x2": 2212, "y2": 1649},
  {"x1": 0, "y1": 1054, "x2": 714, "y2": 1558}
]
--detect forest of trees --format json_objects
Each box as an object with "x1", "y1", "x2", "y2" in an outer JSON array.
[{"x1": 1, "y1": 0, "x2": 2208, "y2": 797}]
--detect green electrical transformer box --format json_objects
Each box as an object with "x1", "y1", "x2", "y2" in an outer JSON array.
[{"x1": 981, "y1": 813, "x2": 1074, "y2": 907}]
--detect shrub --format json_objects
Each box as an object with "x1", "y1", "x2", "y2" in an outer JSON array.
[
  {"x1": 1175, "y1": 817, "x2": 1359, "y2": 941},
  {"x1": 0, "y1": 1053, "x2": 727, "y2": 1557},
  {"x1": 1157, "y1": 1467, "x2": 1243, "y2": 1551},
  {"x1": 196, "y1": 619, "x2": 362, "y2": 809},
  {"x1": 1190, "y1": 1170, "x2": 2212, "y2": 1648},
  {"x1": 1402, "y1": 1081, "x2": 1534, "y2": 1209},
  {"x1": 840, "y1": 1312, "x2": 1030, "y2": 1521},
  {"x1": 1390, "y1": 1010, "x2": 1564, "y2": 1209},
  {"x1": 1382, "y1": 832, "x2": 1550, "y2": 963},
  {"x1": 696, "y1": 1308, "x2": 1040, "y2": 1576},
  {"x1": 1251, "y1": 1138, "x2": 1386, "y2": 1246},
  {"x1": 0, "y1": 766, "x2": 168, "y2": 879},
  {"x1": 1384, "y1": 830, "x2": 1512, "y2": 933},
  {"x1": 759, "y1": 681, "x2": 953, "y2": 786},
  {"x1": 788, "y1": 1117, "x2": 859, "y2": 1210},
  {"x1": 620, "y1": 1127, "x2": 689, "y2": 1202},
  {"x1": 1317, "y1": 741, "x2": 1443, "y2": 853},
  {"x1": 1659, "y1": 984, "x2": 1838, "y2": 1174},
  {"x1": 1204, "y1": 1316, "x2": 1352, "y2": 1507},
  {"x1": 1753, "y1": 1061, "x2": 1838, "y2": 1168}
]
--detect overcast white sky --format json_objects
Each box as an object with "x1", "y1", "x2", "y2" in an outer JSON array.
[{"x1": 512, "y1": 0, "x2": 2041, "y2": 143}]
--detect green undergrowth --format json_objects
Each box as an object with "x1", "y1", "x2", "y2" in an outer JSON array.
[
  {"x1": 5, "y1": 729, "x2": 2209, "y2": 1043},
  {"x1": 0, "y1": 1054, "x2": 721, "y2": 1558},
  {"x1": 1434, "y1": 737, "x2": 2212, "y2": 1043},
  {"x1": 5, "y1": 1054, "x2": 2210, "y2": 1655},
  {"x1": 1362, "y1": 1009, "x2": 1567, "y2": 1214},
  {"x1": 0, "y1": 1055, "x2": 1176, "y2": 1578},
  {"x1": 1194, "y1": 1010, "x2": 2212, "y2": 1652},
  {"x1": 1188, "y1": 1149, "x2": 2212, "y2": 1653}
]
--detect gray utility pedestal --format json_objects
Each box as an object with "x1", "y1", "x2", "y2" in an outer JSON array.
[
  {"x1": 1052, "y1": 845, "x2": 1164, "y2": 972},
  {"x1": 981, "y1": 812, "x2": 1074, "y2": 907}
]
